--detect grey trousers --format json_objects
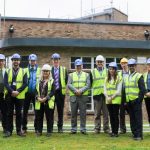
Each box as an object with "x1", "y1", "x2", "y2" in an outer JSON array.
[
  {"x1": 94, "y1": 95, "x2": 110, "y2": 132},
  {"x1": 70, "y1": 96, "x2": 88, "y2": 132}
]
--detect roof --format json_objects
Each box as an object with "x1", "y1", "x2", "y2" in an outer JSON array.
[{"x1": 1, "y1": 16, "x2": 150, "y2": 26}]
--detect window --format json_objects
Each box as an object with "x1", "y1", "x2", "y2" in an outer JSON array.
[
  {"x1": 70, "y1": 57, "x2": 92, "y2": 69},
  {"x1": 6, "y1": 55, "x2": 28, "y2": 68},
  {"x1": 106, "y1": 57, "x2": 121, "y2": 70}
]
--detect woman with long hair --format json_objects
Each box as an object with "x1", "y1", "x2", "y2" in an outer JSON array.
[
  {"x1": 104, "y1": 62, "x2": 122, "y2": 137},
  {"x1": 35, "y1": 64, "x2": 55, "y2": 137}
]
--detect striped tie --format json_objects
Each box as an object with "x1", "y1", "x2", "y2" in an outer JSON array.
[{"x1": 54, "y1": 68, "x2": 59, "y2": 90}]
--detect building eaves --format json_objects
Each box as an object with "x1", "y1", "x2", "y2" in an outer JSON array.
[
  {"x1": 0, "y1": 37, "x2": 150, "y2": 50},
  {"x1": 1, "y1": 16, "x2": 150, "y2": 26}
]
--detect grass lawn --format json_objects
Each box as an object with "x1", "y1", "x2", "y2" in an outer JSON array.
[{"x1": 1, "y1": 132, "x2": 150, "y2": 150}]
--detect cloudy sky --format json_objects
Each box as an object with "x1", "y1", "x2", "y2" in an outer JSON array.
[{"x1": 0, "y1": 0, "x2": 150, "y2": 22}]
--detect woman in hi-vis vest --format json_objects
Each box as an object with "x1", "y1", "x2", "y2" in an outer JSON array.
[
  {"x1": 104, "y1": 62, "x2": 122, "y2": 137},
  {"x1": 35, "y1": 64, "x2": 55, "y2": 137}
]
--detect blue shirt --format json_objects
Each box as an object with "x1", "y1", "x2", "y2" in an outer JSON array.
[{"x1": 28, "y1": 65, "x2": 37, "y2": 93}]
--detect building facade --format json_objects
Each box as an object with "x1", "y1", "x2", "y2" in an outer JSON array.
[{"x1": 0, "y1": 16, "x2": 150, "y2": 120}]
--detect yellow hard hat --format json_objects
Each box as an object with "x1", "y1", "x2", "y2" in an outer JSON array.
[{"x1": 120, "y1": 58, "x2": 128, "y2": 64}]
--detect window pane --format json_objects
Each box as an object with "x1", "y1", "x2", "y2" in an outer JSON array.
[
  {"x1": 20, "y1": 56, "x2": 28, "y2": 68},
  {"x1": 116, "y1": 58, "x2": 122, "y2": 70},
  {"x1": 106, "y1": 58, "x2": 115, "y2": 68},
  {"x1": 71, "y1": 57, "x2": 80, "y2": 69},
  {"x1": 82, "y1": 57, "x2": 91, "y2": 69}
]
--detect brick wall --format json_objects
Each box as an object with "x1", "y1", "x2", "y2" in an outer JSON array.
[{"x1": 0, "y1": 20, "x2": 150, "y2": 41}]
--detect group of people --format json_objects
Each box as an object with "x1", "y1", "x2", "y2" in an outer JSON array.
[{"x1": 0, "y1": 52, "x2": 150, "y2": 141}]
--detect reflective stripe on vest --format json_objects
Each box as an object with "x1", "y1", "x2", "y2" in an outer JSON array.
[
  {"x1": 91, "y1": 68, "x2": 107, "y2": 95},
  {"x1": 24, "y1": 67, "x2": 41, "y2": 93},
  {"x1": 106, "y1": 76, "x2": 121, "y2": 104},
  {"x1": 7, "y1": 68, "x2": 26, "y2": 99},
  {"x1": 125, "y1": 72, "x2": 142, "y2": 102},
  {"x1": 69, "y1": 71, "x2": 88, "y2": 96},
  {"x1": 60, "y1": 66, "x2": 67, "y2": 95},
  {"x1": 35, "y1": 79, "x2": 55, "y2": 110},
  {"x1": 143, "y1": 72, "x2": 148, "y2": 98}
]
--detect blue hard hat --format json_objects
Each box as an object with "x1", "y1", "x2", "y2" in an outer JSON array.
[
  {"x1": 51, "y1": 53, "x2": 60, "y2": 59},
  {"x1": 11, "y1": 53, "x2": 21, "y2": 60},
  {"x1": 74, "y1": 59, "x2": 83, "y2": 66},
  {"x1": 108, "y1": 62, "x2": 117, "y2": 68},
  {"x1": 29, "y1": 54, "x2": 37, "y2": 61},
  {"x1": 128, "y1": 58, "x2": 137, "y2": 65},
  {"x1": 147, "y1": 58, "x2": 150, "y2": 64},
  {"x1": 0, "y1": 54, "x2": 5, "y2": 60}
]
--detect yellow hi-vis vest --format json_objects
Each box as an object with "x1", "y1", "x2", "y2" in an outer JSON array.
[
  {"x1": 59, "y1": 66, "x2": 67, "y2": 95},
  {"x1": 35, "y1": 79, "x2": 55, "y2": 110},
  {"x1": 91, "y1": 68, "x2": 107, "y2": 95},
  {"x1": 143, "y1": 72, "x2": 149, "y2": 98},
  {"x1": 125, "y1": 72, "x2": 142, "y2": 102},
  {"x1": 24, "y1": 67, "x2": 41, "y2": 93},
  {"x1": 69, "y1": 71, "x2": 89, "y2": 96},
  {"x1": 6, "y1": 68, "x2": 26, "y2": 99},
  {"x1": 143, "y1": 72, "x2": 148, "y2": 90},
  {"x1": 105, "y1": 76, "x2": 122, "y2": 104}
]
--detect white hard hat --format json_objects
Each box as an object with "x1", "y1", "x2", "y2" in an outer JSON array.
[
  {"x1": 147, "y1": 58, "x2": 150, "y2": 64},
  {"x1": 42, "y1": 64, "x2": 51, "y2": 71},
  {"x1": 0, "y1": 54, "x2": 5, "y2": 60},
  {"x1": 95, "y1": 55, "x2": 105, "y2": 61},
  {"x1": 128, "y1": 58, "x2": 137, "y2": 65}
]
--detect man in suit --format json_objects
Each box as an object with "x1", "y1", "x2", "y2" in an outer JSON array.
[{"x1": 51, "y1": 53, "x2": 68, "y2": 133}]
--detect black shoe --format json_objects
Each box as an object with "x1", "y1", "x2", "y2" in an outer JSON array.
[
  {"x1": 46, "y1": 132, "x2": 51, "y2": 137},
  {"x1": 104, "y1": 130, "x2": 110, "y2": 134},
  {"x1": 134, "y1": 137, "x2": 143, "y2": 141},
  {"x1": 70, "y1": 131, "x2": 77, "y2": 134},
  {"x1": 120, "y1": 130, "x2": 126, "y2": 134},
  {"x1": 94, "y1": 129, "x2": 100, "y2": 134},
  {"x1": 17, "y1": 132, "x2": 26, "y2": 137},
  {"x1": 22, "y1": 130, "x2": 27, "y2": 134},
  {"x1": 58, "y1": 128, "x2": 63, "y2": 133},
  {"x1": 3, "y1": 131, "x2": 12, "y2": 138},
  {"x1": 36, "y1": 132, "x2": 42, "y2": 137},
  {"x1": 109, "y1": 133, "x2": 118, "y2": 137},
  {"x1": 81, "y1": 131, "x2": 87, "y2": 135}
]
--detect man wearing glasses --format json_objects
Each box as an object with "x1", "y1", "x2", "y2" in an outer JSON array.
[{"x1": 90, "y1": 55, "x2": 110, "y2": 134}]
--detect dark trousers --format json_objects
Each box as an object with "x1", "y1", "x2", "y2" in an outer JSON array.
[
  {"x1": 0, "y1": 93, "x2": 7, "y2": 131},
  {"x1": 22, "y1": 92, "x2": 37, "y2": 131},
  {"x1": 6, "y1": 94, "x2": 24, "y2": 133},
  {"x1": 36, "y1": 103, "x2": 54, "y2": 133},
  {"x1": 144, "y1": 97, "x2": 150, "y2": 124},
  {"x1": 107, "y1": 104, "x2": 120, "y2": 134},
  {"x1": 128, "y1": 99, "x2": 143, "y2": 138},
  {"x1": 120, "y1": 103, "x2": 129, "y2": 132},
  {"x1": 53, "y1": 90, "x2": 65, "y2": 129}
]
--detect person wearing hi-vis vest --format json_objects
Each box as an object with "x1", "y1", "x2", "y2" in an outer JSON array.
[
  {"x1": 143, "y1": 58, "x2": 150, "y2": 126},
  {"x1": 51, "y1": 53, "x2": 68, "y2": 133},
  {"x1": 104, "y1": 62, "x2": 122, "y2": 137},
  {"x1": 118, "y1": 58, "x2": 129, "y2": 134},
  {"x1": 90, "y1": 55, "x2": 110, "y2": 134},
  {"x1": 4, "y1": 53, "x2": 27, "y2": 137},
  {"x1": 22, "y1": 54, "x2": 40, "y2": 134},
  {"x1": 68, "y1": 59, "x2": 90, "y2": 134},
  {"x1": 124, "y1": 58, "x2": 147, "y2": 141},
  {"x1": 35, "y1": 64, "x2": 55, "y2": 137},
  {"x1": 0, "y1": 54, "x2": 7, "y2": 134}
]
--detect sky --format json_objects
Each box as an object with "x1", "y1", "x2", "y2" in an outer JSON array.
[{"x1": 0, "y1": 0, "x2": 150, "y2": 22}]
